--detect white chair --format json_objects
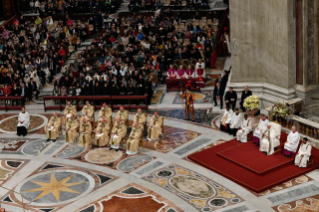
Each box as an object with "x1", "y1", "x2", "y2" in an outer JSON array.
[{"x1": 270, "y1": 122, "x2": 281, "y2": 150}]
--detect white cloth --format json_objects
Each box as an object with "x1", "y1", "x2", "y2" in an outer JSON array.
[
  {"x1": 259, "y1": 128, "x2": 276, "y2": 155},
  {"x1": 284, "y1": 131, "x2": 300, "y2": 152},
  {"x1": 253, "y1": 118, "x2": 269, "y2": 139},
  {"x1": 237, "y1": 118, "x2": 252, "y2": 143},
  {"x1": 230, "y1": 113, "x2": 242, "y2": 129},
  {"x1": 221, "y1": 109, "x2": 233, "y2": 126},
  {"x1": 126, "y1": 150, "x2": 138, "y2": 155},
  {"x1": 295, "y1": 142, "x2": 312, "y2": 167},
  {"x1": 17, "y1": 112, "x2": 30, "y2": 128}
]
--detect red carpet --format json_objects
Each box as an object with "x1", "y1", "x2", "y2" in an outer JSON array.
[
  {"x1": 188, "y1": 132, "x2": 319, "y2": 193},
  {"x1": 217, "y1": 140, "x2": 294, "y2": 174}
]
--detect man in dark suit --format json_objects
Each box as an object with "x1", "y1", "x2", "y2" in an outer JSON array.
[
  {"x1": 214, "y1": 74, "x2": 222, "y2": 88},
  {"x1": 20, "y1": 83, "x2": 28, "y2": 105},
  {"x1": 213, "y1": 82, "x2": 223, "y2": 109},
  {"x1": 224, "y1": 87, "x2": 237, "y2": 111},
  {"x1": 28, "y1": 78, "x2": 39, "y2": 100},
  {"x1": 220, "y1": 70, "x2": 229, "y2": 93},
  {"x1": 240, "y1": 86, "x2": 252, "y2": 112}
]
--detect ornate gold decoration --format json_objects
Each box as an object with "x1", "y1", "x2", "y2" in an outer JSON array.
[
  {"x1": 217, "y1": 188, "x2": 235, "y2": 198},
  {"x1": 190, "y1": 199, "x2": 206, "y2": 208},
  {"x1": 176, "y1": 167, "x2": 194, "y2": 175},
  {"x1": 152, "y1": 178, "x2": 167, "y2": 186}
]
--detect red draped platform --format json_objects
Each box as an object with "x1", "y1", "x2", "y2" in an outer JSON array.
[{"x1": 188, "y1": 132, "x2": 319, "y2": 193}]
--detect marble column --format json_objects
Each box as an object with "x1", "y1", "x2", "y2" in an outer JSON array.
[{"x1": 296, "y1": 0, "x2": 303, "y2": 85}]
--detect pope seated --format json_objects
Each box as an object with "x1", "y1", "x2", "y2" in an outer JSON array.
[
  {"x1": 295, "y1": 137, "x2": 312, "y2": 168},
  {"x1": 46, "y1": 112, "x2": 61, "y2": 142},
  {"x1": 259, "y1": 123, "x2": 278, "y2": 155},
  {"x1": 283, "y1": 126, "x2": 300, "y2": 157}
]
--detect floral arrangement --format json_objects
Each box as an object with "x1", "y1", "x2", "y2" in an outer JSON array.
[
  {"x1": 271, "y1": 101, "x2": 293, "y2": 120},
  {"x1": 243, "y1": 95, "x2": 260, "y2": 111}
]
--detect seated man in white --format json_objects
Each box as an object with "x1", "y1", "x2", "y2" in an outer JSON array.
[
  {"x1": 237, "y1": 114, "x2": 252, "y2": 143},
  {"x1": 295, "y1": 137, "x2": 312, "y2": 168},
  {"x1": 229, "y1": 108, "x2": 242, "y2": 136},
  {"x1": 259, "y1": 123, "x2": 278, "y2": 155},
  {"x1": 220, "y1": 106, "x2": 233, "y2": 133},
  {"x1": 283, "y1": 126, "x2": 300, "y2": 157},
  {"x1": 253, "y1": 114, "x2": 269, "y2": 145}
]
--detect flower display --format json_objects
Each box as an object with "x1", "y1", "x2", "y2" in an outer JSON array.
[
  {"x1": 243, "y1": 95, "x2": 260, "y2": 111},
  {"x1": 271, "y1": 101, "x2": 292, "y2": 120}
]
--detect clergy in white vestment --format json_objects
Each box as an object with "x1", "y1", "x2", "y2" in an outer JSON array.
[
  {"x1": 252, "y1": 114, "x2": 269, "y2": 145},
  {"x1": 237, "y1": 114, "x2": 252, "y2": 143},
  {"x1": 229, "y1": 108, "x2": 242, "y2": 136},
  {"x1": 259, "y1": 124, "x2": 277, "y2": 155},
  {"x1": 17, "y1": 107, "x2": 30, "y2": 137},
  {"x1": 283, "y1": 126, "x2": 300, "y2": 157},
  {"x1": 295, "y1": 137, "x2": 312, "y2": 168},
  {"x1": 220, "y1": 106, "x2": 233, "y2": 133}
]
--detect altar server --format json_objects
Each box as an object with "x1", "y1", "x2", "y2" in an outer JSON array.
[
  {"x1": 237, "y1": 114, "x2": 252, "y2": 143},
  {"x1": 133, "y1": 108, "x2": 147, "y2": 128},
  {"x1": 94, "y1": 118, "x2": 111, "y2": 147},
  {"x1": 78, "y1": 118, "x2": 92, "y2": 146},
  {"x1": 229, "y1": 108, "x2": 242, "y2": 136},
  {"x1": 65, "y1": 114, "x2": 79, "y2": 143},
  {"x1": 220, "y1": 106, "x2": 233, "y2": 132},
  {"x1": 283, "y1": 126, "x2": 300, "y2": 157},
  {"x1": 82, "y1": 100, "x2": 95, "y2": 124},
  {"x1": 252, "y1": 114, "x2": 269, "y2": 145},
  {"x1": 17, "y1": 107, "x2": 30, "y2": 137},
  {"x1": 109, "y1": 118, "x2": 127, "y2": 151},
  {"x1": 115, "y1": 106, "x2": 129, "y2": 123},
  {"x1": 98, "y1": 103, "x2": 112, "y2": 122},
  {"x1": 147, "y1": 112, "x2": 163, "y2": 141},
  {"x1": 295, "y1": 137, "x2": 312, "y2": 168},
  {"x1": 46, "y1": 112, "x2": 61, "y2": 142},
  {"x1": 126, "y1": 122, "x2": 143, "y2": 155},
  {"x1": 259, "y1": 124, "x2": 277, "y2": 155}
]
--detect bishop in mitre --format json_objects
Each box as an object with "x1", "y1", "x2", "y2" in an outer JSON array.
[
  {"x1": 133, "y1": 108, "x2": 147, "y2": 129},
  {"x1": 237, "y1": 114, "x2": 252, "y2": 143},
  {"x1": 98, "y1": 103, "x2": 112, "y2": 123},
  {"x1": 126, "y1": 122, "x2": 143, "y2": 155},
  {"x1": 147, "y1": 112, "x2": 163, "y2": 141},
  {"x1": 78, "y1": 118, "x2": 92, "y2": 146},
  {"x1": 259, "y1": 124, "x2": 277, "y2": 155},
  {"x1": 64, "y1": 101, "x2": 77, "y2": 124},
  {"x1": 65, "y1": 114, "x2": 79, "y2": 143},
  {"x1": 220, "y1": 106, "x2": 233, "y2": 133},
  {"x1": 94, "y1": 118, "x2": 111, "y2": 147},
  {"x1": 253, "y1": 114, "x2": 269, "y2": 145},
  {"x1": 109, "y1": 118, "x2": 127, "y2": 151},
  {"x1": 82, "y1": 100, "x2": 95, "y2": 124},
  {"x1": 295, "y1": 137, "x2": 312, "y2": 168},
  {"x1": 115, "y1": 106, "x2": 129, "y2": 123},
  {"x1": 17, "y1": 107, "x2": 30, "y2": 137},
  {"x1": 229, "y1": 108, "x2": 242, "y2": 136},
  {"x1": 283, "y1": 126, "x2": 300, "y2": 157},
  {"x1": 46, "y1": 112, "x2": 61, "y2": 142}
]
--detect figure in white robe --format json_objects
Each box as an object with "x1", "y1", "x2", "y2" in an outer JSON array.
[
  {"x1": 229, "y1": 109, "x2": 242, "y2": 136},
  {"x1": 253, "y1": 114, "x2": 269, "y2": 145},
  {"x1": 237, "y1": 114, "x2": 252, "y2": 143},
  {"x1": 295, "y1": 138, "x2": 312, "y2": 168},
  {"x1": 283, "y1": 126, "x2": 300, "y2": 157},
  {"x1": 259, "y1": 124, "x2": 277, "y2": 155},
  {"x1": 17, "y1": 107, "x2": 30, "y2": 136},
  {"x1": 220, "y1": 107, "x2": 233, "y2": 132}
]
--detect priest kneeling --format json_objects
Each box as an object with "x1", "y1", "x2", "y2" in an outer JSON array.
[
  {"x1": 259, "y1": 124, "x2": 277, "y2": 155},
  {"x1": 283, "y1": 126, "x2": 300, "y2": 157},
  {"x1": 126, "y1": 122, "x2": 143, "y2": 155},
  {"x1": 17, "y1": 107, "x2": 30, "y2": 137},
  {"x1": 237, "y1": 114, "x2": 252, "y2": 143},
  {"x1": 295, "y1": 137, "x2": 312, "y2": 168}
]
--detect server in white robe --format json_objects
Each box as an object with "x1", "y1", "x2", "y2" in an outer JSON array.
[
  {"x1": 17, "y1": 107, "x2": 30, "y2": 137},
  {"x1": 259, "y1": 124, "x2": 277, "y2": 155},
  {"x1": 220, "y1": 106, "x2": 233, "y2": 132},
  {"x1": 229, "y1": 108, "x2": 242, "y2": 136},
  {"x1": 237, "y1": 114, "x2": 252, "y2": 143},
  {"x1": 295, "y1": 137, "x2": 312, "y2": 168},
  {"x1": 283, "y1": 126, "x2": 300, "y2": 157},
  {"x1": 252, "y1": 114, "x2": 269, "y2": 145}
]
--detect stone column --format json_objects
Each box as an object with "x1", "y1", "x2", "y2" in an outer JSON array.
[{"x1": 296, "y1": 0, "x2": 303, "y2": 85}]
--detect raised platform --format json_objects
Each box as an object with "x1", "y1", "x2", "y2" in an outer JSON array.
[{"x1": 188, "y1": 132, "x2": 319, "y2": 193}]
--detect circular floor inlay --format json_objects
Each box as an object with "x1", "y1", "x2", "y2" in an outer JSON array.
[
  {"x1": 202, "y1": 207, "x2": 212, "y2": 212},
  {"x1": 85, "y1": 148, "x2": 123, "y2": 164},
  {"x1": 231, "y1": 198, "x2": 241, "y2": 203},
  {"x1": 157, "y1": 170, "x2": 173, "y2": 177},
  {"x1": 209, "y1": 198, "x2": 227, "y2": 207},
  {"x1": 168, "y1": 165, "x2": 176, "y2": 169},
  {"x1": 0, "y1": 114, "x2": 48, "y2": 133},
  {"x1": 194, "y1": 93, "x2": 205, "y2": 100}
]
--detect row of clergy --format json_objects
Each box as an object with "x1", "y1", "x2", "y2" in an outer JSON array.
[
  {"x1": 220, "y1": 107, "x2": 312, "y2": 168},
  {"x1": 45, "y1": 101, "x2": 164, "y2": 155}
]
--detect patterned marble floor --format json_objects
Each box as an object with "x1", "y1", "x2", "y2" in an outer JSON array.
[{"x1": 0, "y1": 110, "x2": 318, "y2": 212}]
